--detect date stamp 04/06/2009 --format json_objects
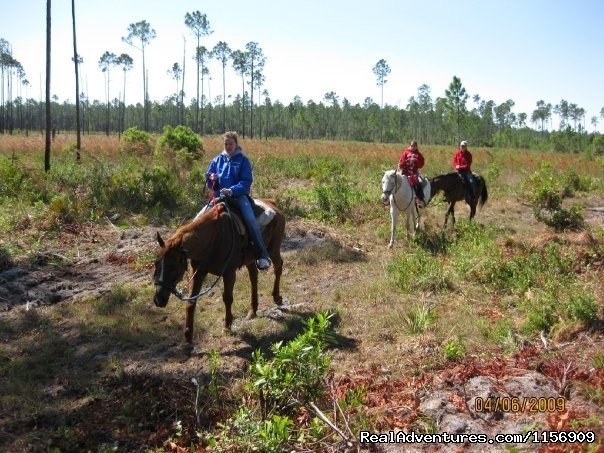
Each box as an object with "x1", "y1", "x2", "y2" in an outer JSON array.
[{"x1": 474, "y1": 396, "x2": 566, "y2": 413}]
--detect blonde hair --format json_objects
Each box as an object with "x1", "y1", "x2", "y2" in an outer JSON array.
[{"x1": 223, "y1": 131, "x2": 239, "y2": 145}]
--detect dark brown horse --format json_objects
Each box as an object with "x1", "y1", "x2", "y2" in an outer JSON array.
[
  {"x1": 153, "y1": 200, "x2": 285, "y2": 344},
  {"x1": 429, "y1": 172, "x2": 488, "y2": 225}
]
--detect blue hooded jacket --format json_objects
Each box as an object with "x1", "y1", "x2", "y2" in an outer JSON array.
[{"x1": 205, "y1": 146, "x2": 253, "y2": 198}]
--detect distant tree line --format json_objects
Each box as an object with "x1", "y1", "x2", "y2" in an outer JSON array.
[{"x1": 2, "y1": 22, "x2": 604, "y2": 153}]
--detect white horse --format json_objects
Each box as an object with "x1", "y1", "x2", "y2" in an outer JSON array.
[{"x1": 380, "y1": 169, "x2": 431, "y2": 248}]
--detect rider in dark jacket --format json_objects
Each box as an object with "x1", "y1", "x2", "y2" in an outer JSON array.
[
  {"x1": 206, "y1": 131, "x2": 270, "y2": 270},
  {"x1": 398, "y1": 140, "x2": 426, "y2": 207},
  {"x1": 453, "y1": 140, "x2": 477, "y2": 201}
]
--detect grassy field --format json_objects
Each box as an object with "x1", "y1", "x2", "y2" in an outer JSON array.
[{"x1": 0, "y1": 133, "x2": 603, "y2": 452}]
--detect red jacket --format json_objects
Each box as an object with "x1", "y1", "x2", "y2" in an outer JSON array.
[
  {"x1": 453, "y1": 148, "x2": 472, "y2": 171},
  {"x1": 398, "y1": 147, "x2": 425, "y2": 173}
]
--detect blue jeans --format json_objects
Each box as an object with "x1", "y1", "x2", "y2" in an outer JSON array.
[
  {"x1": 458, "y1": 170, "x2": 477, "y2": 198},
  {"x1": 233, "y1": 195, "x2": 269, "y2": 260}
]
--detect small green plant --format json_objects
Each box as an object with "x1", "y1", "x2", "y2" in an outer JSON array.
[
  {"x1": 208, "y1": 349, "x2": 221, "y2": 400},
  {"x1": 443, "y1": 337, "x2": 466, "y2": 361},
  {"x1": 257, "y1": 414, "x2": 293, "y2": 451},
  {"x1": 405, "y1": 304, "x2": 436, "y2": 335},
  {"x1": 414, "y1": 414, "x2": 438, "y2": 434},
  {"x1": 338, "y1": 386, "x2": 365, "y2": 411},
  {"x1": 593, "y1": 353, "x2": 604, "y2": 369}
]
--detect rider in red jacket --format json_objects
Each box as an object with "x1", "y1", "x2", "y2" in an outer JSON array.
[
  {"x1": 398, "y1": 140, "x2": 426, "y2": 206},
  {"x1": 453, "y1": 140, "x2": 477, "y2": 201}
]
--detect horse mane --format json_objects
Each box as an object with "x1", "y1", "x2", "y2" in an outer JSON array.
[{"x1": 167, "y1": 204, "x2": 224, "y2": 245}]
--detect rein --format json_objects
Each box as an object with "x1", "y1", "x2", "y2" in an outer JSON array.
[{"x1": 167, "y1": 199, "x2": 237, "y2": 303}]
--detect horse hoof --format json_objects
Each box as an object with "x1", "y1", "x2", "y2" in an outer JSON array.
[
  {"x1": 388, "y1": 243, "x2": 393, "y2": 249},
  {"x1": 274, "y1": 296, "x2": 283, "y2": 306},
  {"x1": 246, "y1": 310, "x2": 257, "y2": 320},
  {"x1": 178, "y1": 343, "x2": 194, "y2": 361}
]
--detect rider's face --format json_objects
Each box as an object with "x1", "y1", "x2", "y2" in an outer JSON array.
[{"x1": 224, "y1": 138, "x2": 237, "y2": 155}]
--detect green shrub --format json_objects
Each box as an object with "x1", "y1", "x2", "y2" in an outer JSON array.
[
  {"x1": 157, "y1": 125, "x2": 203, "y2": 157},
  {"x1": 592, "y1": 134, "x2": 604, "y2": 156},
  {"x1": 313, "y1": 174, "x2": 355, "y2": 223},
  {"x1": 562, "y1": 168, "x2": 593, "y2": 194},
  {"x1": 522, "y1": 297, "x2": 557, "y2": 334},
  {"x1": 105, "y1": 165, "x2": 183, "y2": 213},
  {"x1": 477, "y1": 243, "x2": 573, "y2": 295},
  {"x1": 528, "y1": 163, "x2": 585, "y2": 231},
  {"x1": 121, "y1": 127, "x2": 153, "y2": 155},
  {"x1": 248, "y1": 312, "x2": 333, "y2": 418},
  {"x1": 388, "y1": 249, "x2": 453, "y2": 293},
  {"x1": 0, "y1": 157, "x2": 37, "y2": 201},
  {"x1": 204, "y1": 313, "x2": 334, "y2": 451},
  {"x1": 564, "y1": 292, "x2": 598, "y2": 324}
]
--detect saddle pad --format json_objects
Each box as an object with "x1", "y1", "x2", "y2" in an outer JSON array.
[{"x1": 196, "y1": 198, "x2": 276, "y2": 235}]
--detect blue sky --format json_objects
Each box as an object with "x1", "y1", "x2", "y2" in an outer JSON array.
[{"x1": 2, "y1": 0, "x2": 604, "y2": 128}]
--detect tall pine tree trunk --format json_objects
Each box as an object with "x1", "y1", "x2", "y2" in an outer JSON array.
[
  {"x1": 45, "y1": 0, "x2": 52, "y2": 172},
  {"x1": 71, "y1": 0, "x2": 80, "y2": 161}
]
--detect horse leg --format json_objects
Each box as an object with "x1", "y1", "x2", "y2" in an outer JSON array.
[
  {"x1": 184, "y1": 301, "x2": 196, "y2": 344},
  {"x1": 445, "y1": 202, "x2": 456, "y2": 226},
  {"x1": 389, "y1": 203, "x2": 399, "y2": 248},
  {"x1": 469, "y1": 200, "x2": 477, "y2": 220},
  {"x1": 222, "y1": 270, "x2": 236, "y2": 331},
  {"x1": 451, "y1": 202, "x2": 456, "y2": 225},
  {"x1": 271, "y1": 253, "x2": 283, "y2": 306},
  {"x1": 245, "y1": 263, "x2": 259, "y2": 319},
  {"x1": 406, "y1": 209, "x2": 415, "y2": 237},
  {"x1": 184, "y1": 264, "x2": 206, "y2": 344}
]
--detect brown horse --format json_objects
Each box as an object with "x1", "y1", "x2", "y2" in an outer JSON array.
[
  {"x1": 153, "y1": 200, "x2": 285, "y2": 344},
  {"x1": 429, "y1": 172, "x2": 488, "y2": 225}
]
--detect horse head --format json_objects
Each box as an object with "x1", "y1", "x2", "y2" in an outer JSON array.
[
  {"x1": 153, "y1": 231, "x2": 188, "y2": 308},
  {"x1": 381, "y1": 169, "x2": 398, "y2": 205}
]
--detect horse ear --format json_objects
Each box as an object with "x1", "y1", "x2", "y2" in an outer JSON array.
[{"x1": 156, "y1": 231, "x2": 165, "y2": 248}]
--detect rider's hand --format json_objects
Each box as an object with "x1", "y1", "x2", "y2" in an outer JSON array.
[{"x1": 220, "y1": 188, "x2": 232, "y2": 196}]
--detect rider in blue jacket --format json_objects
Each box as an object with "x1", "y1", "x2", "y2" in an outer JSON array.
[{"x1": 205, "y1": 131, "x2": 271, "y2": 270}]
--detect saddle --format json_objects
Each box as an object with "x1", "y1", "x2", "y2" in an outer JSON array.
[{"x1": 199, "y1": 197, "x2": 276, "y2": 237}]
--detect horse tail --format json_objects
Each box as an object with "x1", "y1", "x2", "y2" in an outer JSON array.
[{"x1": 479, "y1": 179, "x2": 488, "y2": 207}]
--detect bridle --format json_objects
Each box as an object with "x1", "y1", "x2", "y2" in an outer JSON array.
[
  {"x1": 154, "y1": 199, "x2": 237, "y2": 303},
  {"x1": 383, "y1": 171, "x2": 414, "y2": 212}
]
